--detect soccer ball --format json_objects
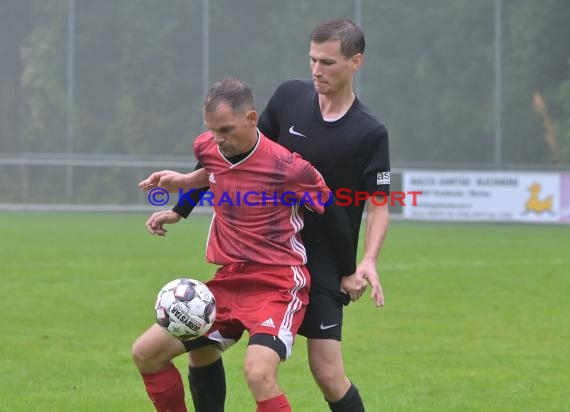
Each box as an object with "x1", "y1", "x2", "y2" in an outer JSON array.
[{"x1": 155, "y1": 278, "x2": 216, "y2": 340}]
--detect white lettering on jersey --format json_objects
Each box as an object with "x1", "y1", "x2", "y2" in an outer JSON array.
[{"x1": 377, "y1": 172, "x2": 390, "y2": 185}]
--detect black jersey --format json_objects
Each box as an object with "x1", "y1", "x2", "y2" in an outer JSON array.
[{"x1": 258, "y1": 79, "x2": 390, "y2": 299}]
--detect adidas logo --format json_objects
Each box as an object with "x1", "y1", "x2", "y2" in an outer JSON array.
[
  {"x1": 260, "y1": 317, "x2": 275, "y2": 328},
  {"x1": 209, "y1": 172, "x2": 216, "y2": 183}
]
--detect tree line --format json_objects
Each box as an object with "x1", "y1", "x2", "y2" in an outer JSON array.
[{"x1": 1, "y1": 0, "x2": 568, "y2": 169}]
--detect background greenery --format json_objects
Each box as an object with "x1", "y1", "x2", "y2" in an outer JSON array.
[
  {"x1": 1, "y1": 0, "x2": 568, "y2": 164},
  {"x1": 1, "y1": 1, "x2": 568, "y2": 205},
  {"x1": 0, "y1": 213, "x2": 568, "y2": 411}
]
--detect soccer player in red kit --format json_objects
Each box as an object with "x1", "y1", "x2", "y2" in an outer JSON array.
[{"x1": 132, "y1": 78, "x2": 355, "y2": 412}]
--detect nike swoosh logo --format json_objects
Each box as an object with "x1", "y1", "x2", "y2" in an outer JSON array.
[
  {"x1": 319, "y1": 323, "x2": 338, "y2": 330},
  {"x1": 289, "y1": 126, "x2": 306, "y2": 138}
]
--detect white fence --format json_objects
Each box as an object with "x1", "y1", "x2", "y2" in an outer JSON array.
[
  {"x1": 0, "y1": 153, "x2": 200, "y2": 212},
  {"x1": 1, "y1": 154, "x2": 568, "y2": 224}
]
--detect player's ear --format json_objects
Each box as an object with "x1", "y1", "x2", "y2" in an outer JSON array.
[
  {"x1": 351, "y1": 53, "x2": 363, "y2": 71},
  {"x1": 246, "y1": 109, "x2": 257, "y2": 127}
]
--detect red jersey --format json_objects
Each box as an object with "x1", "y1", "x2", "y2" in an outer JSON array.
[{"x1": 194, "y1": 130, "x2": 331, "y2": 266}]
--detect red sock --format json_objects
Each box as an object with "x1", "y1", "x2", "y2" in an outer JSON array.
[
  {"x1": 141, "y1": 363, "x2": 187, "y2": 412},
  {"x1": 256, "y1": 394, "x2": 290, "y2": 412}
]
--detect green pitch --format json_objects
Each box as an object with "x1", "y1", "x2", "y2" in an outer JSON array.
[{"x1": 0, "y1": 213, "x2": 568, "y2": 411}]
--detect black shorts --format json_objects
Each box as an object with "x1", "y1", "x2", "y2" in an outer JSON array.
[{"x1": 298, "y1": 289, "x2": 344, "y2": 340}]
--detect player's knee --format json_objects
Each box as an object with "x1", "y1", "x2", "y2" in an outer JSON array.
[
  {"x1": 131, "y1": 338, "x2": 151, "y2": 370},
  {"x1": 131, "y1": 337, "x2": 166, "y2": 372},
  {"x1": 244, "y1": 359, "x2": 276, "y2": 390}
]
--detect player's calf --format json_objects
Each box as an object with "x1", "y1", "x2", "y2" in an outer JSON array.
[{"x1": 140, "y1": 363, "x2": 187, "y2": 412}]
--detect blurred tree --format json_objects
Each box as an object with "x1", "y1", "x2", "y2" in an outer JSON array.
[
  {"x1": 0, "y1": 0, "x2": 33, "y2": 152},
  {"x1": 363, "y1": 0, "x2": 496, "y2": 165},
  {"x1": 554, "y1": 80, "x2": 570, "y2": 163},
  {"x1": 502, "y1": 0, "x2": 570, "y2": 165},
  {"x1": 21, "y1": 0, "x2": 204, "y2": 157},
  {"x1": 74, "y1": 0, "x2": 203, "y2": 156},
  {"x1": 13, "y1": 0, "x2": 570, "y2": 167},
  {"x1": 20, "y1": 0, "x2": 67, "y2": 153}
]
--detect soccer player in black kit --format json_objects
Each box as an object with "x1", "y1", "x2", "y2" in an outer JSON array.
[{"x1": 140, "y1": 19, "x2": 390, "y2": 412}]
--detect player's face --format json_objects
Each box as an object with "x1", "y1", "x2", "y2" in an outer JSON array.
[
  {"x1": 309, "y1": 40, "x2": 362, "y2": 95},
  {"x1": 204, "y1": 102, "x2": 257, "y2": 157}
]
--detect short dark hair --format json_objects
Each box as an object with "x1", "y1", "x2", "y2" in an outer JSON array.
[
  {"x1": 203, "y1": 78, "x2": 254, "y2": 114},
  {"x1": 310, "y1": 18, "x2": 365, "y2": 58}
]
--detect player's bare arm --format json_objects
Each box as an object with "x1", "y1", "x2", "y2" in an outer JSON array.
[
  {"x1": 139, "y1": 168, "x2": 208, "y2": 193},
  {"x1": 341, "y1": 198, "x2": 389, "y2": 307}
]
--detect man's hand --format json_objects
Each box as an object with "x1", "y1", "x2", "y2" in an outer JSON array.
[
  {"x1": 145, "y1": 210, "x2": 182, "y2": 236},
  {"x1": 356, "y1": 257, "x2": 384, "y2": 307},
  {"x1": 139, "y1": 170, "x2": 180, "y2": 192},
  {"x1": 139, "y1": 169, "x2": 208, "y2": 193},
  {"x1": 340, "y1": 272, "x2": 367, "y2": 302}
]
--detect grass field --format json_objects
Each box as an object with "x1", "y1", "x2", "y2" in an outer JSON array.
[{"x1": 0, "y1": 212, "x2": 568, "y2": 411}]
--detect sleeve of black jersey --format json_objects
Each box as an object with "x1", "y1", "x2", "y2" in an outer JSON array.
[
  {"x1": 318, "y1": 200, "x2": 356, "y2": 277},
  {"x1": 362, "y1": 125, "x2": 391, "y2": 195},
  {"x1": 171, "y1": 162, "x2": 208, "y2": 219},
  {"x1": 257, "y1": 89, "x2": 280, "y2": 142}
]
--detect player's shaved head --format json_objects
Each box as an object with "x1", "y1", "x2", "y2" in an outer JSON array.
[
  {"x1": 203, "y1": 78, "x2": 255, "y2": 115},
  {"x1": 310, "y1": 18, "x2": 365, "y2": 58}
]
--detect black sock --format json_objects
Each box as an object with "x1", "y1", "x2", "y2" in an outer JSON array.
[
  {"x1": 328, "y1": 383, "x2": 365, "y2": 412},
  {"x1": 188, "y1": 357, "x2": 226, "y2": 412}
]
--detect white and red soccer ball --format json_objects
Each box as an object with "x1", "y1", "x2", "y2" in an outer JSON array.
[{"x1": 155, "y1": 278, "x2": 216, "y2": 340}]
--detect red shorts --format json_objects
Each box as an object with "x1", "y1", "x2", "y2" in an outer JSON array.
[{"x1": 203, "y1": 263, "x2": 310, "y2": 359}]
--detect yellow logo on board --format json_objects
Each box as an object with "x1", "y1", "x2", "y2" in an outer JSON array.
[{"x1": 525, "y1": 182, "x2": 553, "y2": 213}]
